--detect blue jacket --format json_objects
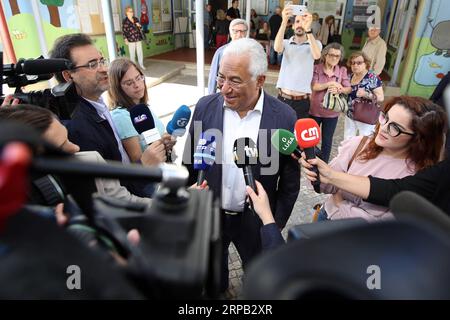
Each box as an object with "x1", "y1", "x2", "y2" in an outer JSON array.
[{"x1": 183, "y1": 92, "x2": 300, "y2": 229}]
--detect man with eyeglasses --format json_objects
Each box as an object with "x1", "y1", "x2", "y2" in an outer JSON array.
[
  {"x1": 184, "y1": 38, "x2": 300, "y2": 294},
  {"x1": 207, "y1": 19, "x2": 249, "y2": 94},
  {"x1": 274, "y1": 6, "x2": 322, "y2": 120},
  {"x1": 50, "y1": 33, "x2": 155, "y2": 197}
]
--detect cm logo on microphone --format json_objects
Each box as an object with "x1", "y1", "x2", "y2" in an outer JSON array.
[{"x1": 300, "y1": 127, "x2": 319, "y2": 142}]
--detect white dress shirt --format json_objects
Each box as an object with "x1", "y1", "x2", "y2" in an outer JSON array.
[
  {"x1": 221, "y1": 90, "x2": 264, "y2": 212},
  {"x1": 85, "y1": 97, "x2": 131, "y2": 164}
]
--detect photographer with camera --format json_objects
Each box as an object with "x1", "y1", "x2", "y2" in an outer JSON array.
[{"x1": 49, "y1": 33, "x2": 164, "y2": 197}]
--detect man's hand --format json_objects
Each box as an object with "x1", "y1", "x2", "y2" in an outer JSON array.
[
  {"x1": 189, "y1": 180, "x2": 209, "y2": 190},
  {"x1": 141, "y1": 140, "x2": 166, "y2": 166},
  {"x1": 282, "y1": 6, "x2": 293, "y2": 22},
  {"x1": 124, "y1": 39, "x2": 129, "y2": 45},
  {"x1": 1, "y1": 94, "x2": 20, "y2": 107},
  {"x1": 300, "y1": 12, "x2": 313, "y2": 31}
]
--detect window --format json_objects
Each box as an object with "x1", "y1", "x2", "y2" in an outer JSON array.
[{"x1": 153, "y1": 0, "x2": 173, "y2": 33}]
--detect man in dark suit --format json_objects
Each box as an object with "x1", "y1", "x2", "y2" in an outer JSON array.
[
  {"x1": 183, "y1": 38, "x2": 300, "y2": 292},
  {"x1": 50, "y1": 33, "x2": 165, "y2": 196}
]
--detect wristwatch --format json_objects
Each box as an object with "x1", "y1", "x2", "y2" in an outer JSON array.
[{"x1": 305, "y1": 30, "x2": 313, "y2": 34}]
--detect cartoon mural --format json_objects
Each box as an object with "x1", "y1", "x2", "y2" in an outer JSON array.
[
  {"x1": 1, "y1": 0, "x2": 174, "y2": 61},
  {"x1": 413, "y1": 19, "x2": 450, "y2": 87}
]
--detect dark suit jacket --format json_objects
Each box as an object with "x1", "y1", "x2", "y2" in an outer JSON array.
[
  {"x1": 65, "y1": 98, "x2": 148, "y2": 197},
  {"x1": 183, "y1": 92, "x2": 300, "y2": 229}
]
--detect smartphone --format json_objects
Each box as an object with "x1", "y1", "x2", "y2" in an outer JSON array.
[{"x1": 290, "y1": 5, "x2": 307, "y2": 16}]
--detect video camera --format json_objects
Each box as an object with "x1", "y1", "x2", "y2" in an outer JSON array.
[
  {"x1": 1, "y1": 52, "x2": 78, "y2": 120},
  {"x1": 0, "y1": 122, "x2": 221, "y2": 299}
]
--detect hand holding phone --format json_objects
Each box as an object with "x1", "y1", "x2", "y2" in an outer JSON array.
[{"x1": 290, "y1": 5, "x2": 307, "y2": 16}]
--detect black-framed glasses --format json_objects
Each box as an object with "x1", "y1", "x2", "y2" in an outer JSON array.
[
  {"x1": 72, "y1": 58, "x2": 109, "y2": 71},
  {"x1": 121, "y1": 74, "x2": 145, "y2": 87},
  {"x1": 378, "y1": 112, "x2": 415, "y2": 137},
  {"x1": 216, "y1": 75, "x2": 253, "y2": 90}
]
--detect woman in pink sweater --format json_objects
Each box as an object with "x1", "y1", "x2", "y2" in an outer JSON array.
[{"x1": 303, "y1": 96, "x2": 447, "y2": 221}]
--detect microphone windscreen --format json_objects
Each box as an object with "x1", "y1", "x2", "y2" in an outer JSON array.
[
  {"x1": 271, "y1": 129, "x2": 299, "y2": 155},
  {"x1": 166, "y1": 105, "x2": 191, "y2": 137},
  {"x1": 22, "y1": 58, "x2": 72, "y2": 75},
  {"x1": 129, "y1": 104, "x2": 160, "y2": 144},
  {"x1": 193, "y1": 133, "x2": 216, "y2": 170},
  {"x1": 295, "y1": 118, "x2": 321, "y2": 149},
  {"x1": 233, "y1": 137, "x2": 258, "y2": 169},
  {"x1": 390, "y1": 191, "x2": 450, "y2": 235}
]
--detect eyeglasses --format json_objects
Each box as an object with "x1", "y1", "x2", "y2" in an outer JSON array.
[
  {"x1": 231, "y1": 29, "x2": 248, "y2": 35},
  {"x1": 378, "y1": 112, "x2": 415, "y2": 137},
  {"x1": 72, "y1": 58, "x2": 109, "y2": 71},
  {"x1": 121, "y1": 74, "x2": 145, "y2": 87},
  {"x1": 327, "y1": 53, "x2": 341, "y2": 59},
  {"x1": 351, "y1": 60, "x2": 365, "y2": 66},
  {"x1": 216, "y1": 75, "x2": 253, "y2": 90}
]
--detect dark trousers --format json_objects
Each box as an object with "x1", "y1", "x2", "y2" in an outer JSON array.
[
  {"x1": 310, "y1": 116, "x2": 339, "y2": 163},
  {"x1": 220, "y1": 212, "x2": 261, "y2": 292},
  {"x1": 277, "y1": 96, "x2": 310, "y2": 119}
]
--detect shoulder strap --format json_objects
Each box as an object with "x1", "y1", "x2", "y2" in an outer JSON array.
[{"x1": 347, "y1": 136, "x2": 369, "y2": 171}]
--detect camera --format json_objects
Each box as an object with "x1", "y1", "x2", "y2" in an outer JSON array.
[{"x1": 1, "y1": 52, "x2": 78, "y2": 119}]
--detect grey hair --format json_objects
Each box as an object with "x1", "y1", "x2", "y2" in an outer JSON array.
[
  {"x1": 222, "y1": 38, "x2": 268, "y2": 79},
  {"x1": 229, "y1": 18, "x2": 248, "y2": 32},
  {"x1": 320, "y1": 42, "x2": 345, "y2": 63}
]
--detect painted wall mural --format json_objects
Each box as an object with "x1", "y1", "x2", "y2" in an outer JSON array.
[{"x1": 1, "y1": 0, "x2": 174, "y2": 61}]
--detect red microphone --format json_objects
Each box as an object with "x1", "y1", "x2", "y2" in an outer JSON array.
[
  {"x1": 0, "y1": 143, "x2": 32, "y2": 232},
  {"x1": 295, "y1": 118, "x2": 321, "y2": 192}
]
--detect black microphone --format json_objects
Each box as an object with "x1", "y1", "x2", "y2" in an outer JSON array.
[
  {"x1": 21, "y1": 58, "x2": 73, "y2": 75},
  {"x1": 129, "y1": 104, "x2": 161, "y2": 145},
  {"x1": 390, "y1": 191, "x2": 450, "y2": 237},
  {"x1": 233, "y1": 137, "x2": 258, "y2": 198}
]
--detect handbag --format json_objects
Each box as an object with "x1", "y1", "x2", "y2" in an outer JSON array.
[
  {"x1": 322, "y1": 92, "x2": 349, "y2": 113},
  {"x1": 352, "y1": 96, "x2": 380, "y2": 125}
]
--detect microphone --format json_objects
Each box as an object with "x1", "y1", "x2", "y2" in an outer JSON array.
[
  {"x1": 129, "y1": 104, "x2": 161, "y2": 145},
  {"x1": 0, "y1": 142, "x2": 33, "y2": 231},
  {"x1": 166, "y1": 105, "x2": 192, "y2": 137},
  {"x1": 390, "y1": 191, "x2": 450, "y2": 238},
  {"x1": 295, "y1": 118, "x2": 321, "y2": 193},
  {"x1": 166, "y1": 105, "x2": 192, "y2": 162},
  {"x1": 233, "y1": 137, "x2": 258, "y2": 195},
  {"x1": 193, "y1": 133, "x2": 216, "y2": 186},
  {"x1": 271, "y1": 129, "x2": 302, "y2": 158},
  {"x1": 21, "y1": 58, "x2": 73, "y2": 75}
]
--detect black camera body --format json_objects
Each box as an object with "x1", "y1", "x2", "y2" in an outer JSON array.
[{"x1": 1, "y1": 52, "x2": 78, "y2": 119}]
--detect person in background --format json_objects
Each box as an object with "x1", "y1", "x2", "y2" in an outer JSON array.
[
  {"x1": 311, "y1": 13, "x2": 321, "y2": 38},
  {"x1": 122, "y1": 6, "x2": 146, "y2": 70},
  {"x1": 318, "y1": 15, "x2": 336, "y2": 46},
  {"x1": 269, "y1": 6, "x2": 283, "y2": 65},
  {"x1": 345, "y1": 51, "x2": 384, "y2": 139},
  {"x1": 208, "y1": 19, "x2": 249, "y2": 94},
  {"x1": 214, "y1": 9, "x2": 229, "y2": 49},
  {"x1": 107, "y1": 58, "x2": 173, "y2": 166},
  {"x1": 226, "y1": 0, "x2": 241, "y2": 21},
  {"x1": 204, "y1": 4, "x2": 214, "y2": 49},
  {"x1": 274, "y1": 6, "x2": 322, "y2": 119},
  {"x1": 250, "y1": 9, "x2": 261, "y2": 37},
  {"x1": 362, "y1": 25, "x2": 387, "y2": 76},
  {"x1": 309, "y1": 43, "x2": 351, "y2": 163}
]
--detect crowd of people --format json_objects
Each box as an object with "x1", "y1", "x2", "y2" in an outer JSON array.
[{"x1": 0, "y1": 3, "x2": 449, "y2": 299}]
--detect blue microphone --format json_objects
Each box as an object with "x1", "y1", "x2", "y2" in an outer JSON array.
[
  {"x1": 166, "y1": 105, "x2": 192, "y2": 137},
  {"x1": 193, "y1": 133, "x2": 216, "y2": 186}
]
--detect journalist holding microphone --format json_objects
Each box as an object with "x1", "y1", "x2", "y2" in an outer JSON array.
[{"x1": 247, "y1": 96, "x2": 448, "y2": 250}]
